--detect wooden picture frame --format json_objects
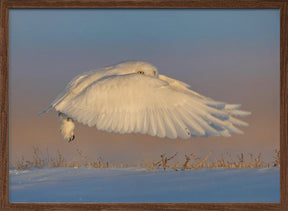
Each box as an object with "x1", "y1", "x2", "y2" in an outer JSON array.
[{"x1": 1, "y1": 0, "x2": 287, "y2": 210}]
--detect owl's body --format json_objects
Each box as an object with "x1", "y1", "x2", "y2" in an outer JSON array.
[{"x1": 40, "y1": 61, "x2": 250, "y2": 142}]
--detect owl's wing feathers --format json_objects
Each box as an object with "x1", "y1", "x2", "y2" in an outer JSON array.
[
  {"x1": 55, "y1": 73, "x2": 250, "y2": 139},
  {"x1": 159, "y1": 74, "x2": 239, "y2": 110},
  {"x1": 39, "y1": 66, "x2": 117, "y2": 115}
]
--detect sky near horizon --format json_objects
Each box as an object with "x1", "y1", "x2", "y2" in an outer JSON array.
[{"x1": 9, "y1": 9, "x2": 280, "y2": 163}]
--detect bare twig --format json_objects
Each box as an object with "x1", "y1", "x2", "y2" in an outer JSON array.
[{"x1": 191, "y1": 151, "x2": 213, "y2": 170}]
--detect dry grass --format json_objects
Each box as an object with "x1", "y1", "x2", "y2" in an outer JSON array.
[{"x1": 11, "y1": 147, "x2": 280, "y2": 171}]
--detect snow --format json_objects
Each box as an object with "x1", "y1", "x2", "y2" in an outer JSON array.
[{"x1": 9, "y1": 167, "x2": 279, "y2": 203}]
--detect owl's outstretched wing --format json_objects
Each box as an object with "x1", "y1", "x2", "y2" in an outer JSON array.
[
  {"x1": 39, "y1": 65, "x2": 116, "y2": 115},
  {"x1": 54, "y1": 73, "x2": 250, "y2": 139}
]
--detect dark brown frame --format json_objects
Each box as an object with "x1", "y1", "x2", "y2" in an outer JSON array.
[{"x1": 1, "y1": 0, "x2": 287, "y2": 210}]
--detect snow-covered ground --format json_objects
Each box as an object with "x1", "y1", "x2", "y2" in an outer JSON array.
[{"x1": 9, "y1": 167, "x2": 279, "y2": 203}]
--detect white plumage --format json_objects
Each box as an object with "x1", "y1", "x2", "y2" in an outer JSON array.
[{"x1": 40, "y1": 61, "x2": 251, "y2": 141}]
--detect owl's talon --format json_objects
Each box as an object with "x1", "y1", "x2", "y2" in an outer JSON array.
[{"x1": 68, "y1": 135, "x2": 75, "y2": 142}]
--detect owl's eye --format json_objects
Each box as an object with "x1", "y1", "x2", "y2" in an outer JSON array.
[
  {"x1": 153, "y1": 71, "x2": 156, "y2": 75},
  {"x1": 137, "y1": 71, "x2": 144, "y2": 75}
]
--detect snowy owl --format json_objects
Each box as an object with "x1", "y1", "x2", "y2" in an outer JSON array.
[{"x1": 40, "y1": 61, "x2": 251, "y2": 142}]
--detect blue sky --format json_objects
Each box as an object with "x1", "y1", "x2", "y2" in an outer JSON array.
[{"x1": 10, "y1": 9, "x2": 279, "y2": 49}]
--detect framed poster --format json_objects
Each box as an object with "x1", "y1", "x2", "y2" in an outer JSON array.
[{"x1": 1, "y1": 0, "x2": 287, "y2": 210}]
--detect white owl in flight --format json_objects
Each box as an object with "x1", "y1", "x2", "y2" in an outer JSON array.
[{"x1": 40, "y1": 61, "x2": 251, "y2": 142}]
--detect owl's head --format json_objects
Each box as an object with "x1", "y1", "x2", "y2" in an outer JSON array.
[{"x1": 134, "y1": 61, "x2": 158, "y2": 77}]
